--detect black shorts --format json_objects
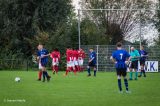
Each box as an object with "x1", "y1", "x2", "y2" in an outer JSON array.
[
  {"x1": 88, "y1": 62, "x2": 96, "y2": 68},
  {"x1": 130, "y1": 60, "x2": 138, "y2": 69},
  {"x1": 140, "y1": 60, "x2": 145, "y2": 66},
  {"x1": 116, "y1": 68, "x2": 127, "y2": 77}
]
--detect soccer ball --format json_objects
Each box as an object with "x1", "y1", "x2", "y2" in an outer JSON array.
[{"x1": 15, "y1": 77, "x2": 21, "y2": 82}]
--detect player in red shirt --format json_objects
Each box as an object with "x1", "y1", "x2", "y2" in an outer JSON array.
[
  {"x1": 50, "y1": 48, "x2": 60, "y2": 74},
  {"x1": 65, "y1": 48, "x2": 76, "y2": 76},
  {"x1": 78, "y1": 48, "x2": 86, "y2": 71},
  {"x1": 73, "y1": 49, "x2": 80, "y2": 72}
]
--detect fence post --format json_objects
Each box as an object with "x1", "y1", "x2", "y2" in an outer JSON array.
[
  {"x1": 128, "y1": 45, "x2": 131, "y2": 53},
  {"x1": 96, "y1": 45, "x2": 99, "y2": 71}
]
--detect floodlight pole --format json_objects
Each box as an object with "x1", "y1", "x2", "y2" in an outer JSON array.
[{"x1": 78, "y1": 9, "x2": 81, "y2": 49}]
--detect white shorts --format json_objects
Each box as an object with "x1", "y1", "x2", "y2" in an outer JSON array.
[
  {"x1": 78, "y1": 59, "x2": 84, "y2": 66},
  {"x1": 67, "y1": 61, "x2": 75, "y2": 67},
  {"x1": 52, "y1": 58, "x2": 59, "y2": 66},
  {"x1": 73, "y1": 60, "x2": 79, "y2": 66},
  {"x1": 39, "y1": 63, "x2": 43, "y2": 69},
  {"x1": 52, "y1": 62, "x2": 59, "y2": 66}
]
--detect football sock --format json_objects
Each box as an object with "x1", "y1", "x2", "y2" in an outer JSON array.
[
  {"x1": 75, "y1": 66, "x2": 78, "y2": 72},
  {"x1": 53, "y1": 66, "x2": 56, "y2": 72},
  {"x1": 45, "y1": 71, "x2": 49, "y2": 77},
  {"x1": 129, "y1": 72, "x2": 132, "y2": 79},
  {"x1": 78, "y1": 66, "x2": 80, "y2": 72},
  {"x1": 52, "y1": 66, "x2": 54, "y2": 71},
  {"x1": 55, "y1": 66, "x2": 58, "y2": 73},
  {"x1": 57, "y1": 66, "x2": 59, "y2": 73},
  {"x1": 43, "y1": 71, "x2": 45, "y2": 80},
  {"x1": 124, "y1": 79, "x2": 128, "y2": 91},
  {"x1": 143, "y1": 70, "x2": 146, "y2": 76},
  {"x1": 94, "y1": 69, "x2": 96, "y2": 76},
  {"x1": 74, "y1": 69, "x2": 77, "y2": 75},
  {"x1": 38, "y1": 71, "x2": 42, "y2": 79},
  {"x1": 135, "y1": 71, "x2": 138, "y2": 79},
  {"x1": 140, "y1": 70, "x2": 142, "y2": 76},
  {"x1": 118, "y1": 79, "x2": 122, "y2": 91},
  {"x1": 87, "y1": 68, "x2": 91, "y2": 75},
  {"x1": 65, "y1": 69, "x2": 69, "y2": 75}
]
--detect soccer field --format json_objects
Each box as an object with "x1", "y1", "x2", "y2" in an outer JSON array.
[{"x1": 0, "y1": 71, "x2": 160, "y2": 106}]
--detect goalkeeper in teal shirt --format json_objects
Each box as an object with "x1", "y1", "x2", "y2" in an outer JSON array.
[{"x1": 129, "y1": 47, "x2": 140, "y2": 80}]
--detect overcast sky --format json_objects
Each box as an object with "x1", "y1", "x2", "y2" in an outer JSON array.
[{"x1": 72, "y1": 0, "x2": 80, "y2": 9}]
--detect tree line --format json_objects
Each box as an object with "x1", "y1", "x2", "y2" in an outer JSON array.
[{"x1": 0, "y1": 0, "x2": 160, "y2": 60}]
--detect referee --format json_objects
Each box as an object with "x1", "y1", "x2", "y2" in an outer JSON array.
[{"x1": 129, "y1": 47, "x2": 140, "y2": 80}]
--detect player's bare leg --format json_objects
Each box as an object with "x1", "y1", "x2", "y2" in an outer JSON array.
[{"x1": 52, "y1": 65, "x2": 56, "y2": 74}]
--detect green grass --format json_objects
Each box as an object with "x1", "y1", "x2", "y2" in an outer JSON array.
[{"x1": 0, "y1": 71, "x2": 160, "y2": 106}]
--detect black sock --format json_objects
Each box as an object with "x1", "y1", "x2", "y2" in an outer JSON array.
[
  {"x1": 45, "y1": 71, "x2": 48, "y2": 78},
  {"x1": 143, "y1": 70, "x2": 146, "y2": 76},
  {"x1": 94, "y1": 70, "x2": 96, "y2": 76},
  {"x1": 87, "y1": 68, "x2": 91, "y2": 75},
  {"x1": 43, "y1": 71, "x2": 45, "y2": 80},
  {"x1": 124, "y1": 79, "x2": 128, "y2": 91},
  {"x1": 118, "y1": 79, "x2": 122, "y2": 91}
]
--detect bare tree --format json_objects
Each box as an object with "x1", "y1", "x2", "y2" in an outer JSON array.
[{"x1": 79, "y1": 0, "x2": 155, "y2": 44}]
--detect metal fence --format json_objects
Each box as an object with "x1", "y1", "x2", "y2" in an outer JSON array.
[
  {"x1": 81, "y1": 45, "x2": 160, "y2": 72},
  {"x1": 0, "y1": 45, "x2": 159, "y2": 71}
]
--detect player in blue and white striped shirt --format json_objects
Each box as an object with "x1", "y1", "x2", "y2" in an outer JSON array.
[
  {"x1": 87, "y1": 48, "x2": 97, "y2": 77},
  {"x1": 37, "y1": 44, "x2": 51, "y2": 82},
  {"x1": 138, "y1": 46, "x2": 148, "y2": 77},
  {"x1": 111, "y1": 42, "x2": 131, "y2": 93}
]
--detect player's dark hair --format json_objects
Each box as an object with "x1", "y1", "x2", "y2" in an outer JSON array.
[{"x1": 116, "y1": 42, "x2": 122, "y2": 47}]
